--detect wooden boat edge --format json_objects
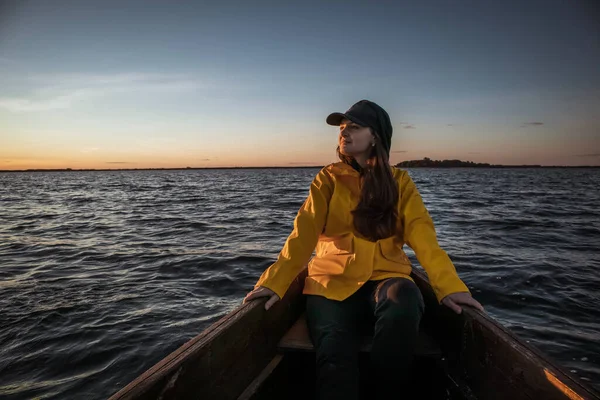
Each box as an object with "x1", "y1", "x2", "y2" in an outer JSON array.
[
  {"x1": 109, "y1": 267, "x2": 600, "y2": 399},
  {"x1": 411, "y1": 267, "x2": 600, "y2": 400},
  {"x1": 108, "y1": 270, "x2": 307, "y2": 400}
]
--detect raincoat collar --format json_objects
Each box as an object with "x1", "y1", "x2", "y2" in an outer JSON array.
[
  {"x1": 350, "y1": 158, "x2": 363, "y2": 173},
  {"x1": 333, "y1": 161, "x2": 362, "y2": 176}
]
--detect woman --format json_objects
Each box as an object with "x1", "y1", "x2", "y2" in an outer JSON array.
[{"x1": 244, "y1": 100, "x2": 483, "y2": 400}]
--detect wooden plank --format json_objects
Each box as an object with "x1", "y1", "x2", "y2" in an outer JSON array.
[
  {"x1": 277, "y1": 312, "x2": 441, "y2": 357},
  {"x1": 456, "y1": 312, "x2": 600, "y2": 400},
  {"x1": 410, "y1": 268, "x2": 600, "y2": 400},
  {"x1": 277, "y1": 313, "x2": 314, "y2": 352},
  {"x1": 108, "y1": 269, "x2": 307, "y2": 400},
  {"x1": 277, "y1": 313, "x2": 373, "y2": 352},
  {"x1": 237, "y1": 354, "x2": 284, "y2": 400}
]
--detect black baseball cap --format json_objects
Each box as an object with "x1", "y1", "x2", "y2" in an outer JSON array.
[{"x1": 326, "y1": 99, "x2": 393, "y2": 156}]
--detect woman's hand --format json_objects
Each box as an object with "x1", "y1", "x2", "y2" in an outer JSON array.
[
  {"x1": 243, "y1": 286, "x2": 280, "y2": 310},
  {"x1": 441, "y1": 292, "x2": 484, "y2": 314}
]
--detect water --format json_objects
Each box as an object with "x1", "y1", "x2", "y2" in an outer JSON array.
[{"x1": 0, "y1": 168, "x2": 598, "y2": 399}]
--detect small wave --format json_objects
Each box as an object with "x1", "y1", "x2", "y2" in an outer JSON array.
[{"x1": 0, "y1": 168, "x2": 598, "y2": 398}]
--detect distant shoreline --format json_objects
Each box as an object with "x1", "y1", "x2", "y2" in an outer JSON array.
[
  {"x1": 1, "y1": 157, "x2": 599, "y2": 172},
  {"x1": 394, "y1": 157, "x2": 599, "y2": 169},
  {"x1": 1, "y1": 165, "x2": 599, "y2": 172}
]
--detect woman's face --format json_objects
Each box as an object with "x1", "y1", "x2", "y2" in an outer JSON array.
[{"x1": 338, "y1": 118, "x2": 375, "y2": 157}]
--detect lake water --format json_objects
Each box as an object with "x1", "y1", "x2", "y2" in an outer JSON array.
[{"x1": 0, "y1": 167, "x2": 598, "y2": 399}]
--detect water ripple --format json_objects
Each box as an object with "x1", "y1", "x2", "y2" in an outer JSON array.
[{"x1": 0, "y1": 167, "x2": 598, "y2": 399}]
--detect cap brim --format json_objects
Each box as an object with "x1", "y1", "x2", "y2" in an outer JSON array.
[
  {"x1": 326, "y1": 112, "x2": 346, "y2": 126},
  {"x1": 326, "y1": 112, "x2": 367, "y2": 127}
]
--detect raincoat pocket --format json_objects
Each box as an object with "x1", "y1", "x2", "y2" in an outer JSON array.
[
  {"x1": 315, "y1": 233, "x2": 354, "y2": 256},
  {"x1": 377, "y1": 237, "x2": 411, "y2": 273},
  {"x1": 311, "y1": 234, "x2": 355, "y2": 276}
]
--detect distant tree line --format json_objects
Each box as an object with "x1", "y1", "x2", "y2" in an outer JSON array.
[{"x1": 394, "y1": 157, "x2": 543, "y2": 168}]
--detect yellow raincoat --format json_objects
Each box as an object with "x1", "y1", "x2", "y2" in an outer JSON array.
[{"x1": 254, "y1": 161, "x2": 469, "y2": 303}]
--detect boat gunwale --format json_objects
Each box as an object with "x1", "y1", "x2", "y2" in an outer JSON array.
[
  {"x1": 111, "y1": 267, "x2": 600, "y2": 400},
  {"x1": 108, "y1": 300, "x2": 263, "y2": 399},
  {"x1": 411, "y1": 268, "x2": 600, "y2": 399}
]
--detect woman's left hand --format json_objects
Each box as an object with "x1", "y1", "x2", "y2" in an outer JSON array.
[{"x1": 441, "y1": 292, "x2": 484, "y2": 314}]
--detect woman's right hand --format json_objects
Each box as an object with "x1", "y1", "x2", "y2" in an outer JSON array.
[{"x1": 243, "y1": 286, "x2": 280, "y2": 310}]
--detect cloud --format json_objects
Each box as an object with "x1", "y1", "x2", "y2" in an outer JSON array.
[
  {"x1": 572, "y1": 153, "x2": 600, "y2": 157},
  {"x1": 288, "y1": 162, "x2": 316, "y2": 165},
  {"x1": 0, "y1": 72, "x2": 202, "y2": 113},
  {"x1": 521, "y1": 122, "x2": 544, "y2": 127},
  {"x1": 106, "y1": 161, "x2": 133, "y2": 164},
  {"x1": 402, "y1": 125, "x2": 416, "y2": 129},
  {"x1": 0, "y1": 91, "x2": 88, "y2": 112},
  {"x1": 32, "y1": 72, "x2": 176, "y2": 85},
  {"x1": 391, "y1": 150, "x2": 408, "y2": 153}
]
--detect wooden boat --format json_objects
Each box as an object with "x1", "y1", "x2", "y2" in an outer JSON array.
[{"x1": 109, "y1": 268, "x2": 599, "y2": 400}]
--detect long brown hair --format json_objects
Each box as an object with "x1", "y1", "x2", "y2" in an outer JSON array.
[{"x1": 337, "y1": 131, "x2": 399, "y2": 242}]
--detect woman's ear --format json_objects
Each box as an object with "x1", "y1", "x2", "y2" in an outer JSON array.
[{"x1": 370, "y1": 128, "x2": 378, "y2": 140}]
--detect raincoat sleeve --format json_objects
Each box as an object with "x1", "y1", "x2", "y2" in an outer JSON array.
[
  {"x1": 400, "y1": 172, "x2": 470, "y2": 303},
  {"x1": 254, "y1": 168, "x2": 333, "y2": 299}
]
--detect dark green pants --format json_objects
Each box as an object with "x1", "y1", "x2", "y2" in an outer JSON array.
[{"x1": 306, "y1": 278, "x2": 425, "y2": 400}]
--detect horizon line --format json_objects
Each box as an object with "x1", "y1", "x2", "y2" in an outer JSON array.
[{"x1": 2, "y1": 165, "x2": 600, "y2": 172}]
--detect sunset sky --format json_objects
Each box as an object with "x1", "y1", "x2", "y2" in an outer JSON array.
[{"x1": 1, "y1": 0, "x2": 599, "y2": 169}]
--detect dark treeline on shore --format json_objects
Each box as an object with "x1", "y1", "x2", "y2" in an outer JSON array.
[{"x1": 394, "y1": 157, "x2": 598, "y2": 168}]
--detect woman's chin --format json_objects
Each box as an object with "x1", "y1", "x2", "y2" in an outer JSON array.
[
  {"x1": 340, "y1": 146, "x2": 353, "y2": 156},
  {"x1": 340, "y1": 148, "x2": 360, "y2": 157}
]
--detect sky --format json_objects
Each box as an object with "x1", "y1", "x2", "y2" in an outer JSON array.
[{"x1": 0, "y1": 0, "x2": 599, "y2": 169}]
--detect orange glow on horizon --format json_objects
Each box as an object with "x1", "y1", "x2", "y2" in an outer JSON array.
[
  {"x1": 1, "y1": 135, "x2": 599, "y2": 170},
  {"x1": 2, "y1": 154, "x2": 598, "y2": 170}
]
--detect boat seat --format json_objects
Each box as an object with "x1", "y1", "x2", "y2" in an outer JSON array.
[{"x1": 277, "y1": 313, "x2": 441, "y2": 358}]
